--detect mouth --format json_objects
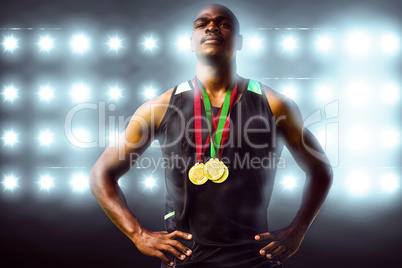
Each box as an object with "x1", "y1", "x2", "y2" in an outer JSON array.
[{"x1": 202, "y1": 35, "x2": 224, "y2": 44}]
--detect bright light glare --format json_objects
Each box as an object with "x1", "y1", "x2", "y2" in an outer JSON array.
[
  {"x1": 346, "y1": 32, "x2": 370, "y2": 56},
  {"x1": 108, "y1": 130, "x2": 119, "y2": 147},
  {"x1": 347, "y1": 126, "x2": 370, "y2": 151},
  {"x1": 70, "y1": 83, "x2": 90, "y2": 102},
  {"x1": 39, "y1": 175, "x2": 54, "y2": 191},
  {"x1": 282, "y1": 85, "x2": 297, "y2": 99},
  {"x1": 380, "y1": 173, "x2": 400, "y2": 193},
  {"x1": 143, "y1": 177, "x2": 156, "y2": 190},
  {"x1": 380, "y1": 83, "x2": 399, "y2": 103},
  {"x1": 108, "y1": 36, "x2": 123, "y2": 52},
  {"x1": 346, "y1": 170, "x2": 371, "y2": 196},
  {"x1": 143, "y1": 36, "x2": 157, "y2": 51},
  {"x1": 380, "y1": 34, "x2": 399, "y2": 54},
  {"x1": 38, "y1": 85, "x2": 55, "y2": 102},
  {"x1": 281, "y1": 36, "x2": 297, "y2": 52},
  {"x1": 108, "y1": 86, "x2": 122, "y2": 100},
  {"x1": 143, "y1": 86, "x2": 156, "y2": 99},
  {"x1": 247, "y1": 36, "x2": 263, "y2": 52},
  {"x1": 380, "y1": 129, "x2": 400, "y2": 148},
  {"x1": 176, "y1": 35, "x2": 191, "y2": 52},
  {"x1": 38, "y1": 130, "x2": 55, "y2": 147},
  {"x1": 71, "y1": 128, "x2": 91, "y2": 147},
  {"x1": 2, "y1": 85, "x2": 19, "y2": 102},
  {"x1": 2, "y1": 130, "x2": 19, "y2": 146},
  {"x1": 346, "y1": 81, "x2": 371, "y2": 105},
  {"x1": 3, "y1": 174, "x2": 18, "y2": 190},
  {"x1": 315, "y1": 35, "x2": 332, "y2": 52},
  {"x1": 70, "y1": 34, "x2": 90, "y2": 54},
  {"x1": 38, "y1": 36, "x2": 55, "y2": 52},
  {"x1": 2, "y1": 36, "x2": 18, "y2": 52},
  {"x1": 315, "y1": 84, "x2": 332, "y2": 101},
  {"x1": 70, "y1": 173, "x2": 89, "y2": 192},
  {"x1": 282, "y1": 175, "x2": 297, "y2": 190}
]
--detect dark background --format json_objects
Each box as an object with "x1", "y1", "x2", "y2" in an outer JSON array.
[{"x1": 1, "y1": 0, "x2": 402, "y2": 267}]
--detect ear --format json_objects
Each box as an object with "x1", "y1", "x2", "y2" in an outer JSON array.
[
  {"x1": 237, "y1": 35, "x2": 243, "y2": 51},
  {"x1": 190, "y1": 36, "x2": 194, "y2": 52}
]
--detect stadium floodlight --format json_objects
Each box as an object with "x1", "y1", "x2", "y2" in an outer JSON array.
[
  {"x1": 380, "y1": 173, "x2": 400, "y2": 193},
  {"x1": 282, "y1": 175, "x2": 297, "y2": 190},
  {"x1": 315, "y1": 35, "x2": 332, "y2": 53},
  {"x1": 70, "y1": 83, "x2": 90, "y2": 102},
  {"x1": 282, "y1": 85, "x2": 297, "y2": 99},
  {"x1": 70, "y1": 173, "x2": 89, "y2": 192},
  {"x1": 246, "y1": 35, "x2": 263, "y2": 52},
  {"x1": 38, "y1": 130, "x2": 55, "y2": 147},
  {"x1": 2, "y1": 36, "x2": 19, "y2": 52},
  {"x1": 143, "y1": 86, "x2": 156, "y2": 99},
  {"x1": 2, "y1": 174, "x2": 18, "y2": 191},
  {"x1": 346, "y1": 170, "x2": 371, "y2": 196},
  {"x1": 2, "y1": 130, "x2": 19, "y2": 147},
  {"x1": 176, "y1": 35, "x2": 191, "y2": 52},
  {"x1": 108, "y1": 36, "x2": 123, "y2": 52},
  {"x1": 380, "y1": 34, "x2": 399, "y2": 54},
  {"x1": 39, "y1": 174, "x2": 55, "y2": 191},
  {"x1": 38, "y1": 85, "x2": 55, "y2": 102},
  {"x1": 281, "y1": 36, "x2": 297, "y2": 52},
  {"x1": 70, "y1": 34, "x2": 90, "y2": 54},
  {"x1": 2, "y1": 85, "x2": 19, "y2": 102},
  {"x1": 315, "y1": 84, "x2": 332, "y2": 101},
  {"x1": 143, "y1": 177, "x2": 156, "y2": 190},
  {"x1": 108, "y1": 85, "x2": 122, "y2": 100},
  {"x1": 142, "y1": 36, "x2": 157, "y2": 52},
  {"x1": 38, "y1": 35, "x2": 55, "y2": 52}
]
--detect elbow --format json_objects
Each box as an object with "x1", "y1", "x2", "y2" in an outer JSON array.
[{"x1": 89, "y1": 163, "x2": 104, "y2": 196}]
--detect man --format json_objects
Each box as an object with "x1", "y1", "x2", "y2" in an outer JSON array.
[{"x1": 90, "y1": 4, "x2": 332, "y2": 267}]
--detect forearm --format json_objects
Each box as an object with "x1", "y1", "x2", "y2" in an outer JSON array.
[
  {"x1": 89, "y1": 168, "x2": 143, "y2": 242},
  {"x1": 290, "y1": 165, "x2": 333, "y2": 234}
]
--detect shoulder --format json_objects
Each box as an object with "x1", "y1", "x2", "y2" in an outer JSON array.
[
  {"x1": 132, "y1": 87, "x2": 175, "y2": 129},
  {"x1": 260, "y1": 83, "x2": 303, "y2": 128}
]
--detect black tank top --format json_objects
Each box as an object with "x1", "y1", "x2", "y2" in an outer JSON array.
[{"x1": 157, "y1": 79, "x2": 284, "y2": 268}]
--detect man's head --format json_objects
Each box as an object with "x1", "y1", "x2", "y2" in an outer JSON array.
[{"x1": 191, "y1": 4, "x2": 243, "y2": 62}]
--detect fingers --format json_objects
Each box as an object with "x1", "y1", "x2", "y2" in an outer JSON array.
[
  {"x1": 167, "y1": 239, "x2": 192, "y2": 257},
  {"x1": 255, "y1": 232, "x2": 274, "y2": 241},
  {"x1": 167, "y1": 230, "x2": 193, "y2": 240},
  {"x1": 156, "y1": 251, "x2": 175, "y2": 267},
  {"x1": 276, "y1": 252, "x2": 290, "y2": 265}
]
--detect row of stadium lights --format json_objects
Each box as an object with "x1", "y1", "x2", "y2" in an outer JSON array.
[
  {"x1": 1, "y1": 83, "x2": 157, "y2": 103},
  {"x1": 1, "y1": 173, "x2": 157, "y2": 192},
  {"x1": 1, "y1": 171, "x2": 399, "y2": 196},
  {"x1": 1, "y1": 32, "x2": 400, "y2": 55},
  {"x1": 1, "y1": 126, "x2": 399, "y2": 150},
  {"x1": 2, "y1": 81, "x2": 400, "y2": 104}
]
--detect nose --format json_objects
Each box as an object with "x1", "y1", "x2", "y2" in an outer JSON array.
[{"x1": 205, "y1": 21, "x2": 219, "y2": 34}]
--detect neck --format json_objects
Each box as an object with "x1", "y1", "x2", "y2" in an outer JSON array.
[{"x1": 195, "y1": 58, "x2": 237, "y2": 94}]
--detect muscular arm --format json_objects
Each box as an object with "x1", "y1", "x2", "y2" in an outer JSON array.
[
  {"x1": 89, "y1": 88, "x2": 192, "y2": 267},
  {"x1": 255, "y1": 86, "x2": 333, "y2": 264}
]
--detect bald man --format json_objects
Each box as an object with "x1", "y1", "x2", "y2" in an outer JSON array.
[{"x1": 90, "y1": 4, "x2": 332, "y2": 268}]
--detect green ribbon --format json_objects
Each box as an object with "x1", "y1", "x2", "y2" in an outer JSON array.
[{"x1": 197, "y1": 78, "x2": 234, "y2": 158}]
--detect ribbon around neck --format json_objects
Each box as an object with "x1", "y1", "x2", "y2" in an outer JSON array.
[{"x1": 193, "y1": 77, "x2": 238, "y2": 162}]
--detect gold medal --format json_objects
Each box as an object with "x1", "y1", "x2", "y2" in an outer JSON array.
[
  {"x1": 204, "y1": 158, "x2": 225, "y2": 181},
  {"x1": 212, "y1": 161, "x2": 229, "y2": 183},
  {"x1": 188, "y1": 162, "x2": 208, "y2": 185}
]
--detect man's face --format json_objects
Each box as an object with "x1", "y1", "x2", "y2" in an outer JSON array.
[{"x1": 191, "y1": 5, "x2": 242, "y2": 61}]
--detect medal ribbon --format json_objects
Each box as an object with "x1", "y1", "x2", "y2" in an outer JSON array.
[{"x1": 193, "y1": 77, "x2": 238, "y2": 161}]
